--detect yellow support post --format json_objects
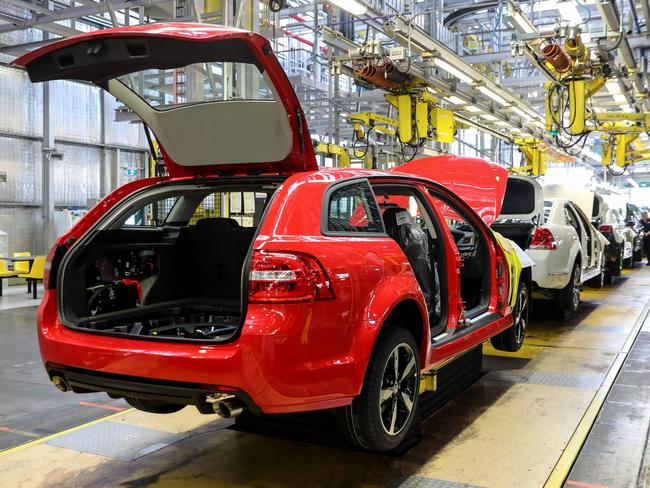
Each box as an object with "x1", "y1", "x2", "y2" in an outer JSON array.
[
  {"x1": 568, "y1": 79, "x2": 586, "y2": 135},
  {"x1": 397, "y1": 94, "x2": 413, "y2": 143}
]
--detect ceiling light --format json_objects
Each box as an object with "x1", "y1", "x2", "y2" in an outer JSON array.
[
  {"x1": 328, "y1": 0, "x2": 366, "y2": 16},
  {"x1": 465, "y1": 106, "x2": 482, "y2": 113},
  {"x1": 444, "y1": 95, "x2": 466, "y2": 105},
  {"x1": 606, "y1": 81, "x2": 621, "y2": 94},
  {"x1": 556, "y1": 0, "x2": 583, "y2": 23},
  {"x1": 433, "y1": 58, "x2": 476, "y2": 84},
  {"x1": 620, "y1": 104, "x2": 632, "y2": 111},
  {"x1": 505, "y1": 1, "x2": 537, "y2": 34},
  {"x1": 477, "y1": 85, "x2": 508, "y2": 106},
  {"x1": 613, "y1": 93, "x2": 627, "y2": 103},
  {"x1": 480, "y1": 113, "x2": 499, "y2": 121},
  {"x1": 511, "y1": 106, "x2": 528, "y2": 118},
  {"x1": 496, "y1": 121, "x2": 510, "y2": 127}
]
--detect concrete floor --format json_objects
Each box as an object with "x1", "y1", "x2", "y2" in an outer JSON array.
[{"x1": 1, "y1": 267, "x2": 650, "y2": 487}]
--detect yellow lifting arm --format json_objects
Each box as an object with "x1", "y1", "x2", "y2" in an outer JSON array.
[{"x1": 510, "y1": 138, "x2": 547, "y2": 176}]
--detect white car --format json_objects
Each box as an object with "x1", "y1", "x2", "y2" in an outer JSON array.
[
  {"x1": 592, "y1": 193, "x2": 635, "y2": 274},
  {"x1": 493, "y1": 176, "x2": 607, "y2": 316}
]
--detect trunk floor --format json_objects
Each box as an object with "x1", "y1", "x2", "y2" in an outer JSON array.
[{"x1": 2, "y1": 266, "x2": 650, "y2": 487}]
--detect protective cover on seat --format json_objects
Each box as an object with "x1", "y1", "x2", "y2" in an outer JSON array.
[{"x1": 382, "y1": 207, "x2": 439, "y2": 322}]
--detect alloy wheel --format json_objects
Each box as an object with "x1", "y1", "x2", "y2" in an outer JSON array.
[
  {"x1": 514, "y1": 285, "x2": 528, "y2": 344},
  {"x1": 572, "y1": 265, "x2": 580, "y2": 310},
  {"x1": 378, "y1": 343, "x2": 418, "y2": 436}
]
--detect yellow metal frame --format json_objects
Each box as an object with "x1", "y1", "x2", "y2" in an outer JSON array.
[{"x1": 510, "y1": 138, "x2": 547, "y2": 176}]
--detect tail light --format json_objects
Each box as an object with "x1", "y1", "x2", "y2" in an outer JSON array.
[
  {"x1": 248, "y1": 250, "x2": 335, "y2": 303},
  {"x1": 599, "y1": 224, "x2": 613, "y2": 233},
  {"x1": 44, "y1": 243, "x2": 67, "y2": 289},
  {"x1": 530, "y1": 227, "x2": 556, "y2": 250}
]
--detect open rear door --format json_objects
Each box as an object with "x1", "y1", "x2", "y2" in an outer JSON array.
[
  {"x1": 13, "y1": 23, "x2": 317, "y2": 177},
  {"x1": 393, "y1": 155, "x2": 508, "y2": 225}
]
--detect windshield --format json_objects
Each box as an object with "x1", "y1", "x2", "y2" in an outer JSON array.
[{"x1": 117, "y1": 61, "x2": 275, "y2": 110}]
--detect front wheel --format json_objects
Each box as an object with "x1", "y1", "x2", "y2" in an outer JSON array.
[{"x1": 338, "y1": 326, "x2": 420, "y2": 452}]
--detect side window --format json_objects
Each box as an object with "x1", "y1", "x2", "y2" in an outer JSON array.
[
  {"x1": 564, "y1": 206, "x2": 579, "y2": 231},
  {"x1": 327, "y1": 181, "x2": 384, "y2": 233},
  {"x1": 123, "y1": 197, "x2": 179, "y2": 227}
]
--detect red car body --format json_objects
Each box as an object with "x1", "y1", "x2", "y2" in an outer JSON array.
[{"x1": 15, "y1": 24, "x2": 528, "y2": 450}]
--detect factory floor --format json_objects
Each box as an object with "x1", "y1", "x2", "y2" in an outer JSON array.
[{"x1": 2, "y1": 267, "x2": 650, "y2": 488}]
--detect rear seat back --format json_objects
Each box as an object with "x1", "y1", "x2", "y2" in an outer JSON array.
[{"x1": 180, "y1": 218, "x2": 256, "y2": 299}]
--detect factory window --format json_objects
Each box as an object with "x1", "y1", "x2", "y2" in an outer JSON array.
[
  {"x1": 117, "y1": 61, "x2": 275, "y2": 110},
  {"x1": 124, "y1": 197, "x2": 179, "y2": 227}
]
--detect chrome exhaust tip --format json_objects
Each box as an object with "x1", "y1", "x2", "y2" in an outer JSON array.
[
  {"x1": 208, "y1": 395, "x2": 244, "y2": 419},
  {"x1": 51, "y1": 375, "x2": 69, "y2": 392}
]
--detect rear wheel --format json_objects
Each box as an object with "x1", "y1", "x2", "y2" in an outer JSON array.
[
  {"x1": 557, "y1": 261, "x2": 581, "y2": 317},
  {"x1": 491, "y1": 280, "x2": 529, "y2": 352},
  {"x1": 338, "y1": 327, "x2": 420, "y2": 452},
  {"x1": 124, "y1": 397, "x2": 185, "y2": 414}
]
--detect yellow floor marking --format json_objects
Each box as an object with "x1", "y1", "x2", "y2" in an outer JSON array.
[
  {"x1": 544, "y1": 299, "x2": 650, "y2": 488},
  {"x1": 0, "y1": 408, "x2": 134, "y2": 457}
]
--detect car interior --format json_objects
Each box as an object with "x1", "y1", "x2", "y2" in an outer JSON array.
[
  {"x1": 426, "y1": 191, "x2": 490, "y2": 319},
  {"x1": 60, "y1": 182, "x2": 279, "y2": 341},
  {"x1": 372, "y1": 186, "x2": 445, "y2": 334}
]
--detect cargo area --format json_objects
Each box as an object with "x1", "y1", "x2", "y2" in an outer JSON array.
[{"x1": 58, "y1": 181, "x2": 281, "y2": 341}]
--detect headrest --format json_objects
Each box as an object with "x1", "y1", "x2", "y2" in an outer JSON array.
[
  {"x1": 382, "y1": 207, "x2": 412, "y2": 238},
  {"x1": 194, "y1": 218, "x2": 240, "y2": 233}
]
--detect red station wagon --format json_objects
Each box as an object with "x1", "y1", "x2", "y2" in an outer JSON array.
[{"x1": 15, "y1": 24, "x2": 531, "y2": 451}]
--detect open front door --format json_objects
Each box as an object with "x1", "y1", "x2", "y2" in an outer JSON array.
[{"x1": 13, "y1": 24, "x2": 317, "y2": 177}]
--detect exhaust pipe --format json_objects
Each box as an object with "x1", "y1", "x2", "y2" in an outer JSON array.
[
  {"x1": 207, "y1": 394, "x2": 244, "y2": 419},
  {"x1": 51, "y1": 375, "x2": 70, "y2": 392}
]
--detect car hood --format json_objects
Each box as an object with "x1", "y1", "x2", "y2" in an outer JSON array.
[
  {"x1": 393, "y1": 155, "x2": 508, "y2": 226},
  {"x1": 12, "y1": 23, "x2": 317, "y2": 177}
]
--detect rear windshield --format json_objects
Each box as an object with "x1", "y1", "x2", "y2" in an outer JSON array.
[
  {"x1": 117, "y1": 60, "x2": 275, "y2": 110},
  {"x1": 500, "y1": 178, "x2": 536, "y2": 215}
]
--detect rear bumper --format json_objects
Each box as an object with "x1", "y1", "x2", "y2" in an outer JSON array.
[
  {"x1": 528, "y1": 249, "x2": 571, "y2": 290},
  {"x1": 37, "y1": 291, "x2": 358, "y2": 414}
]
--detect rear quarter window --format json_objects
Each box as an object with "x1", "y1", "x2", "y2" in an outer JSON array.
[{"x1": 325, "y1": 181, "x2": 384, "y2": 234}]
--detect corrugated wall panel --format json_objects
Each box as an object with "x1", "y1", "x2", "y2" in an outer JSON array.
[
  {"x1": 52, "y1": 81, "x2": 101, "y2": 143},
  {"x1": 104, "y1": 94, "x2": 148, "y2": 148},
  {"x1": 0, "y1": 207, "x2": 40, "y2": 255},
  {"x1": 54, "y1": 143, "x2": 101, "y2": 207},
  {"x1": 0, "y1": 136, "x2": 41, "y2": 204},
  {"x1": 0, "y1": 66, "x2": 43, "y2": 136}
]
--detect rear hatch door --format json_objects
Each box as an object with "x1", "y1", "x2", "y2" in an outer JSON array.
[
  {"x1": 13, "y1": 24, "x2": 317, "y2": 177},
  {"x1": 497, "y1": 175, "x2": 543, "y2": 222}
]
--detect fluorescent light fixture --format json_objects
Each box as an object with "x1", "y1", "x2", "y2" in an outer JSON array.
[
  {"x1": 613, "y1": 93, "x2": 627, "y2": 103},
  {"x1": 480, "y1": 113, "x2": 499, "y2": 121},
  {"x1": 511, "y1": 106, "x2": 528, "y2": 118},
  {"x1": 556, "y1": 0, "x2": 583, "y2": 23},
  {"x1": 496, "y1": 121, "x2": 510, "y2": 127},
  {"x1": 477, "y1": 85, "x2": 508, "y2": 106},
  {"x1": 606, "y1": 81, "x2": 621, "y2": 94},
  {"x1": 444, "y1": 95, "x2": 466, "y2": 105},
  {"x1": 465, "y1": 106, "x2": 482, "y2": 113},
  {"x1": 620, "y1": 104, "x2": 632, "y2": 111},
  {"x1": 433, "y1": 58, "x2": 476, "y2": 84},
  {"x1": 328, "y1": 0, "x2": 366, "y2": 15},
  {"x1": 506, "y1": 1, "x2": 537, "y2": 34}
]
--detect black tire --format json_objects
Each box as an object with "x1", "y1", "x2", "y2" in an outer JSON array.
[
  {"x1": 557, "y1": 261, "x2": 581, "y2": 316},
  {"x1": 604, "y1": 271, "x2": 612, "y2": 285},
  {"x1": 634, "y1": 249, "x2": 643, "y2": 262},
  {"x1": 338, "y1": 326, "x2": 420, "y2": 452},
  {"x1": 124, "y1": 397, "x2": 186, "y2": 414},
  {"x1": 609, "y1": 246, "x2": 622, "y2": 277},
  {"x1": 491, "y1": 280, "x2": 529, "y2": 352}
]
